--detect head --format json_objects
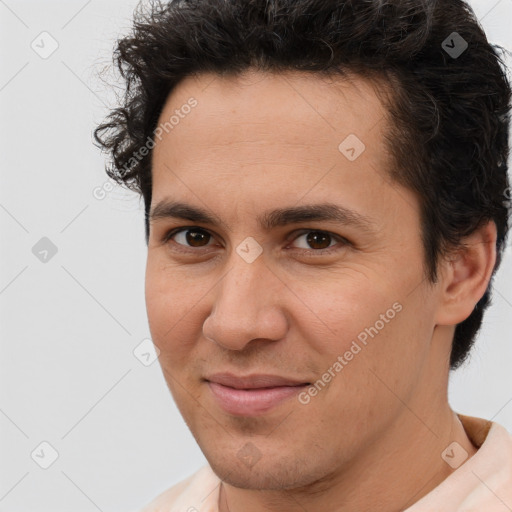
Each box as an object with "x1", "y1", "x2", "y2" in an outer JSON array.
[{"x1": 95, "y1": 0, "x2": 511, "y2": 492}]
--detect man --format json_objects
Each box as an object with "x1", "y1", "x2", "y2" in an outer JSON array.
[{"x1": 94, "y1": 0, "x2": 512, "y2": 510}]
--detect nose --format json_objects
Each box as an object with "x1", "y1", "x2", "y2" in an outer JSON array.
[{"x1": 202, "y1": 253, "x2": 288, "y2": 351}]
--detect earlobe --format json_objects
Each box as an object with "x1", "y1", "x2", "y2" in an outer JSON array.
[{"x1": 434, "y1": 221, "x2": 497, "y2": 326}]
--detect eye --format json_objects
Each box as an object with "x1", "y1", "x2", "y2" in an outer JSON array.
[
  {"x1": 163, "y1": 227, "x2": 217, "y2": 252},
  {"x1": 288, "y1": 230, "x2": 348, "y2": 255},
  {"x1": 162, "y1": 227, "x2": 348, "y2": 256}
]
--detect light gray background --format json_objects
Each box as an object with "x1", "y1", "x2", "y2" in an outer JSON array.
[{"x1": 0, "y1": 0, "x2": 511, "y2": 510}]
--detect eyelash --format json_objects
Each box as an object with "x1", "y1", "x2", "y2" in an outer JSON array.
[{"x1": 161, "y1": 227, "x2": 349, "y2": 257}]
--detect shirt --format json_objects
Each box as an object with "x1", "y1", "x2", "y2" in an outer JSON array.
[{"x1": 139, "y1": 415, "x2": 512, "y2": 512}]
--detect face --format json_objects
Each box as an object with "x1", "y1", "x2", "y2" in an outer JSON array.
[{"x1": 145, "y1": 69, "x2": 445, "y2": 490}]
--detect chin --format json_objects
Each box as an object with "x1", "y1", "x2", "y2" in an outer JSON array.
[{"x1": 207, "y1": 452, "x2": 320, "y2": 491}]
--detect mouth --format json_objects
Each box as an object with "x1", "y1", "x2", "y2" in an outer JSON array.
[{"x1": 204, "y1": 373, "x2": 311, "y2": 416}]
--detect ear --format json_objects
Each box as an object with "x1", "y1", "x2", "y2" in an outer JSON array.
[{"x1": 434, "y1": 220, "x2": 497, "y2": 326}]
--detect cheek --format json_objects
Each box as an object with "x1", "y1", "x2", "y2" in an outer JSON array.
[
  {"x1": 144, "y1": 259, "x2": 202, "y2": 357},
  {"x1": 293, "y1": 272, "x2": 396, "y2": 352},
  {"x1": 313, "y1": 284, "x2": 432, "y2": 408},
  {"x1": 296, "y1": 270, "x2": 427, "y2": 396}
]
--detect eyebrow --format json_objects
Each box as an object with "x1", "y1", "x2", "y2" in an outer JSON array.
[{"x1": 149, "y1": 200, "x2": 377, "y2": 234}]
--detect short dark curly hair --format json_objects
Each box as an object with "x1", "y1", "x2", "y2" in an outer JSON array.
[{"x1": 94, "y1": 0, "x2": 511, "y2": 370}]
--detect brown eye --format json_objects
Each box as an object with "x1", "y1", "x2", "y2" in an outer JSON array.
[
  {"x1": 184, "y1": 229, "x2": 211, "y2": 247},
  {"x1": 166, "y1": 228, "x2": 215, "y2": 249},
  {"x1": 306, "y1": 231, "x2": 332, "y2": 250},
  {"x1": 291, "y1": 230, "x2": 338, "y2": 251}
]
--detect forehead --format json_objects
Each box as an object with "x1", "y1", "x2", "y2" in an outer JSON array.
[
  {"x1": 150, "y1": 69, "x2": 407, "y2": 219},
  {"x1": 155, "y1": 69, "x2": 387, "y2": 148}
]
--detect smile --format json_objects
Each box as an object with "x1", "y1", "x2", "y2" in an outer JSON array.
[{"x1": 206, "y1": 381, "x2": 310, "y2": 416}]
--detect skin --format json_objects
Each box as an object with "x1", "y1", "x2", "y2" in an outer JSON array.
[{"x1": 145, "y1": 69, "x2": 497, "y2": 512}]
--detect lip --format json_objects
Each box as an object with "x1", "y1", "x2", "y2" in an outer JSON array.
[
  {"x1": 204, "y1": 372, "x2": 309, "y2": 389},
  {"x1": 204, "y1": 373, "x2": 310, "y2": 416}
]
